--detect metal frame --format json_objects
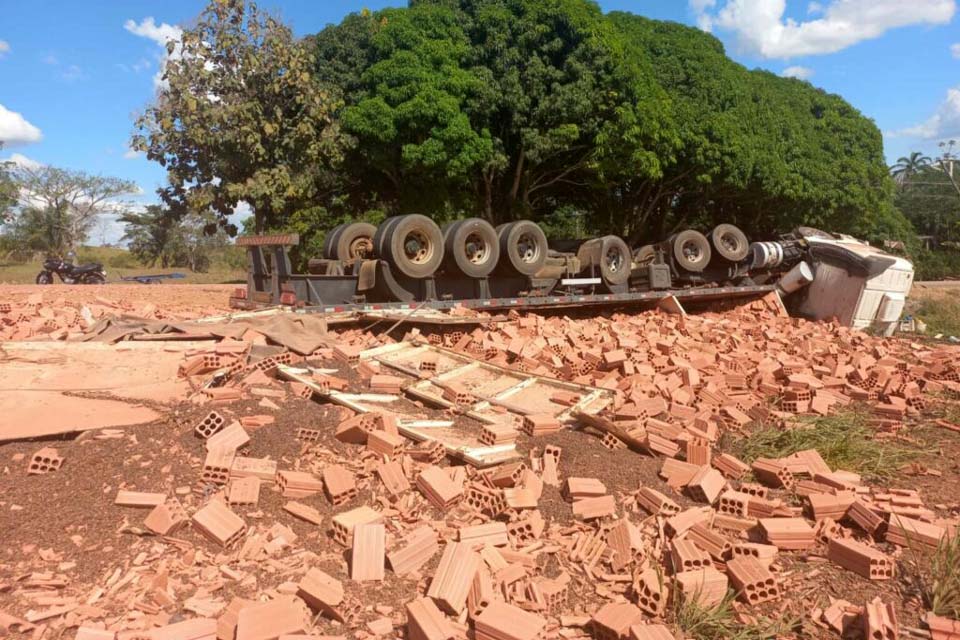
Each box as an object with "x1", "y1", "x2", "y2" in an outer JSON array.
[{"x1": 232, "y1": 234, "x2": 777, "y2": 316}]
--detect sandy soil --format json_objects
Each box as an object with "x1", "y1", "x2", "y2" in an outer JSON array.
[{"x1": 0, "y1": 283, "x2": 237, "y2": 314}]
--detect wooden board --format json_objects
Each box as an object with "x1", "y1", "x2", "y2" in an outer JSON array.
[
  {"x1": 276, "y1": 364, "x2": 517, "y2": 467},
  {"x1": 362, "y1": 341, "x2": 615, "y2": 425}
]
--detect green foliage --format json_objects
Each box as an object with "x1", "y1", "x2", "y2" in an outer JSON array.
[
  {"x1": 913, "y1": 288, "x2": 960, "y2": 336},
  {"x1": 1, "y1": 164, "x2": 137, "y2": 254},
  {"x1": 913, "y1": 248, "x2": 960, "y2": 281},
  {"x1": 729, "y1": 409, "x2": 923, "y2": 481},
  {"x1": 896, "y1": 166, "x2": 960, "y2": 243},
  {"x1": 306, "y1": 1, "x2": 904, "y2": 245},
  {"x1": 927, "y1": 534, "x2": 960, "y2": 619},
  {"x1": 314, "y1": 0, "x2": 675, "y2": 223},
  {"x1": 0, "y1": 144, "x2": 16, "y2": 221},
  {"x1": 132, "y1": 0, "x2": 348, "y2": 233},
  {"x1": 120, "y1": 204, "x2": 233, "y2": 272},
  {"x1": 121, "y1": 205, "x2": 180, "y2": 267},
  {"x1": 137, "y1": 0, "x2": 909, "y2": 257}
]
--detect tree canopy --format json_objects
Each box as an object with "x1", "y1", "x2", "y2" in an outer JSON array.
[
  {"x1": 135, "y1": 0, "x2": 910, "y2": 248},
  {"x1": 1, "y1": 164, "x2": 137, "y2": 255},
  {"x1": 309, "y1": 0, "x2": 907, "y2": 243},
  {"x1": 132, "y1": 0, "x2": 348, "y2": 233}
]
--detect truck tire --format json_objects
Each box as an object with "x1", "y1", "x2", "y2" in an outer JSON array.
[
  {"x1": 599, "y1": 235, "x2": 631, "y2": 285},
  {"x1": 322, "y1": 223, "x2": 347, "y2": 259},
  {"x1": 373, "y1": 217, "x2": 401, "y2": 259},
  {"x1": 496, "y1": 220, "x2": 548, "y2": 276},
  {"x1": 443, "y1": 218, "x2": 499, "y2": 278},
  {"x1": 710, "y1": 223, "x2": 749, "y2": 262},
  {"x1": 382, "y1": 214, "x2": 444, "y2": 279},
  {"x1": 671, "y1": 230, "x2": 711, "y2": 273},
  {"x1": 329, "y1": 222, "x2": 376, "y2": 261}
]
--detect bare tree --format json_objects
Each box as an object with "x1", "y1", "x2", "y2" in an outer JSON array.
[{"x1": 11, "y1": 165, "x2": 137, "y2": 253}]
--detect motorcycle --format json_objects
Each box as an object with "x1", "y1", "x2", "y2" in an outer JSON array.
[{"x1": 35, "y1": 256, "x2": 107, "y2": 285}]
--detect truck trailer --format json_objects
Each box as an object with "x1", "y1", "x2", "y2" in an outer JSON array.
[{"x1": 231, "y1": 217, "x2": 912, "y2": 335}]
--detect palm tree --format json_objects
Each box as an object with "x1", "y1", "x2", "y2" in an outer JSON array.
[{"x1": 891, "y1": 151, "x2": 932, "y2": 186}]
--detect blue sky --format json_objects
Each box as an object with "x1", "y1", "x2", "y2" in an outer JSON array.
[{"x1": 1, "y1": 1, "x2": 959, "y2": 243}]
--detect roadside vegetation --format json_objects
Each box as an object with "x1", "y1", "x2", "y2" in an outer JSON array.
[
  {"x1": 0, "y1": 245, "x2": 245, "y2": 284},
  {"x1": 729, "y1": 408, "x2": 925, "y2": 482},
  {"x1": 914, "y1": 294, "x2": 960, "y2": 337},
  {"x1": 673, "y1": 590, "x2": 798, "y2": 640}
]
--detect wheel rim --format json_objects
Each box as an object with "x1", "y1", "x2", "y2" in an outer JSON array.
[
  {"x1": 348, "y1": 237, "x2": 373, "y2": 259},
  {"x1": 720, "y1": 233, "x2": 741, "y2": 256},
  {"x1": 604, "y1": 246, "x2": 625, "y2": 274},
  {"x1": 403, "y1": 230, "x2": 434, "y2": 265},
  {"x1": 516, "y1": 232, "x2": 541, "y2": 264},
  {"x1": 682, "y1": 240, "x2": 705, "y2": 264},
  {"x1": 464, "y1": 231, "x2": 490, "y2": 265}
]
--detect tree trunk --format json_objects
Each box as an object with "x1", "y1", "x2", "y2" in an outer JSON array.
[{"x1": 508, "y1": 148, "x2": 525, "y2": 214}]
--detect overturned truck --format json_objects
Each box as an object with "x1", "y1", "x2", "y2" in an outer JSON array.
[{"x1": 232, "y1": 217, "x2": 914, "y2": 336}]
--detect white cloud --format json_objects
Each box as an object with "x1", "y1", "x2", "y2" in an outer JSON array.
[
  {"x1": 42, "y1": 53, "x2": 58, "y2": 65},
  {"x1": 61, "y1": 64, "x2": 83, "y2": 82},
  {"x1": 893, "y1": 86, "x2": 960, "y2": 139},
  {"x1": 124, "y1": 17, "x2": 183, "y2": 90},
  {"x1": 807, "y1": 1, "x2": 824, "y2": 15},
  {"x1": 0, "y1": 40, "x2": 10, "y2": 58},
  {"x1": 692, "y1": 0, "x2": 956, "y2": 59},
  {"x1": 0, "y1": 103, "x2": 42, "y2": 145},
  {"x1": 782, "y1": 65, "x2": 814, "y2": 79},
  {"x1": 2, "y1": 153, "x2": 42, "y2": 170},
  {"x1": 123, "y1": 147, "x2": 143, "y2": 160},
  {"x1": 951, "y1": 43, "x2": 960, "y2": 59}
]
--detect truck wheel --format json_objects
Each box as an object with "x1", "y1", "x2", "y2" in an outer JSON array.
[
  {"x1": 672, "y1": 230, "x2": 711, "y2": 272},
  {"x1": 383, "y1": 214, "x2": 444, "y2": 279},
  {"x1": 710, "y1": 223, "x2": 749, "y2": 262},
  {"x1": 443, "y1": 218, "x2": 499, "y2": 278},
  {"x1": 322, "y1": 223, "x2": 348, "y2": 259},
  {"x1": 373, "y1": 217, "x2": 401, "y2": 259},
  {"x1": 330, "y1": 222, "x2": 376, "y2": 261},
  {"x1": 496, "y1": 220, "x2": 548, "y2": 276},
  {"x1": 599, "y1": 235, "x2": 631, "y2": 285}
]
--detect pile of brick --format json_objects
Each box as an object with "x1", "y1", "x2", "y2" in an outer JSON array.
[
  {"x1": 4, "y1": 300, "x2": 960, "y2": 640},
  {"x1": 428, "y1": 300, "x2": 960, "y2": 439},
  {"x1": 0, "y1": 293, "x2": 196, "y2": 341}
]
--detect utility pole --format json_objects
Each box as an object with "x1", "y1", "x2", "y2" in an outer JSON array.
[{"x1": 937, "y1": 140, "x2": 960, "y2": 197}]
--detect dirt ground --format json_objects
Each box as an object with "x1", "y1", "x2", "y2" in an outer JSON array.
[{"x1": 0, "y1": 283, "x2": 237, "y2": 314}]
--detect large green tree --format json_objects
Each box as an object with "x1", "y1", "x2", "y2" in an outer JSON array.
[
  {"x1": 312, "y1": 1, "x2": 908, "y2": 244},
  {"x1": 313, "y1": 0, "x2": 676, "y2": 225},
  {"x1": 132, "y1": 0, "x2": 348, "y2": 233}
]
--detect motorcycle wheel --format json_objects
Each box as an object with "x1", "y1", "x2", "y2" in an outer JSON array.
[
  {"x1": 36, "y1": 272, "x2": 53, "y2": 285},
  {"x1": 83, "y1": 273, "x2": 106, "y2": 285}
]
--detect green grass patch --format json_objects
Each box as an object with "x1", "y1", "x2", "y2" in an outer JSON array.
[
  {"x1": 729, "y1": 409, "x2": 925, "y2": 481},
  {"x1": 673, "y1": 590, "x2": 797, "y2": 640},
  {"x1": 927, "y1": 534, "x2": 960, "y2": 619},
  {"x1": 915, "y1": 295, "x2": 960, "y2": 337},
  {"x1": 902, "y1": 531, "x2": 960, "y2": 620}
]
